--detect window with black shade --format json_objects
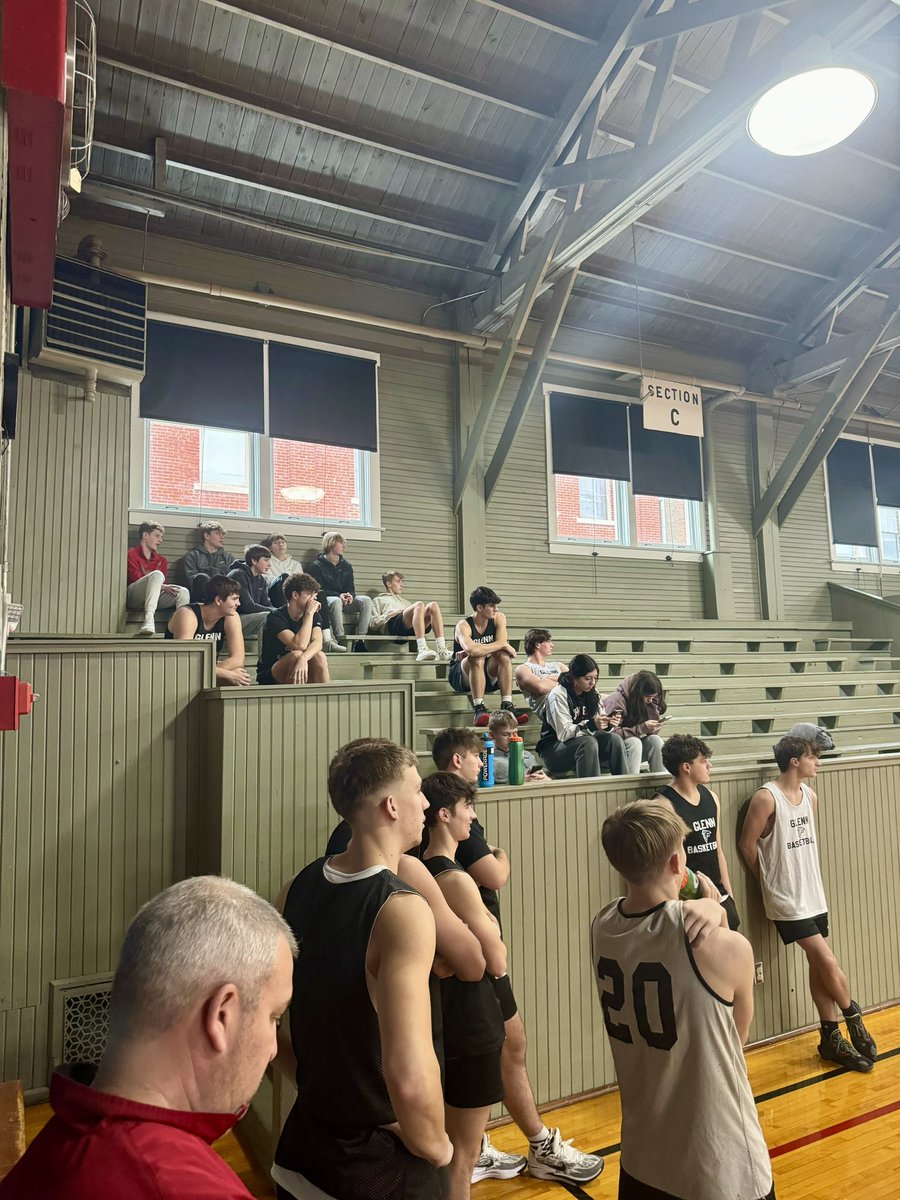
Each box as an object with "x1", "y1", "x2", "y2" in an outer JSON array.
[
  {"x1": 135, "y1": 318, "x2": 379, "y2": 529},
  {"x1": 140, "y1": 321, "x2": 266, "y2": 433},
  {"x1": 547, "y1": 390, "x2": 705, "y2": 552},
  {"x1": 826, "y1": 438, "x2": 900, "y2": 566}
]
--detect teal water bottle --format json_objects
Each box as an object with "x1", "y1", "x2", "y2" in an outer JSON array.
[
  {"x1": 508, "y1": 735, "x2": 526, "y2": 786},
  {"x1": 479, "y1": 736, "x2": 495, "y2": 788}
]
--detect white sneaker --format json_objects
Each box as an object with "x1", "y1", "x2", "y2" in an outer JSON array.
[
  {"x1": 326, "y1": 639, "x2": 348, "y2": 653},
  {"x1": 436, "y1": 647, "x2": 453, "y2": 663},
  {"x1": 527, "y1": 1128, "x2": 604, "y2": 1183},
  {"x1": 471, "y1": 1133, "x2": 526, "y2": 1183},
  {"x1": 416, "y1": 648, "x2": 437, "y2": 662},
  {"x1": 138, "y1": 622, "x2": 156, "y2": 637}
]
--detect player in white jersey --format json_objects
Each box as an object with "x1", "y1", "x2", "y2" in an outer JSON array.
[
  {"x1": 592, "y1": 800, "x2": 774, "y2": 1200},
  {"x1": 740, "y1": 735, "x2": 877, "y2": 1073}
]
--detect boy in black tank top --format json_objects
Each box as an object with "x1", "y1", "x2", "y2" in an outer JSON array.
[
  {"x1": 449, "y1": 586, "x2": 527, "y2": 728},
  {"x1": 421, "y1": 773, "x2": 509, "y2": 1200},
  {"x1": 655, "y1": 735, "x2": 740, "y2": 930},
  {"x1": 272, "y1": 739, "x2": 451, "y2": 1200}
]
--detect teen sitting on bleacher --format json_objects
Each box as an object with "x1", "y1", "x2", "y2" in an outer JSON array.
[
  {"x1": 183, "y1": 521, "x2": 235, "y2": 602},
  {"x1": 488, "y1": 710, "x2": 548, "y2": 783},
  {"x1": 126, "y1": 522, "x2": 189, "y2": 636},
  {"x1": 227, "y1": 545, "x2": 276, "y2": 643},
  {"x1": 515, "y1": 628, "x2": 567, "y2": 719},
  {"x1": 256, "y1": 573, "x2": 330, "y2": 686},
  {"x1": 166, "y1": 575, "x2": 250, "y2": 686},
  {"x1": 370, "y1": 571, "x2": 452, "y2": 663},
  {"x1": 308, "y1": 532, "x2": 373, "y2": 652},
  {"x1": 449, "y1": 586, "x2": 526, "y2": 729},
  {"x1": 261, "y1": 533, "x2": 345, "y2": 654},
  {"x1": 603, "y1": 670, "x2": 667, "y2": 774},
  {"x1": 537, "y1": 654, "x2": 629, "y2": 779}
]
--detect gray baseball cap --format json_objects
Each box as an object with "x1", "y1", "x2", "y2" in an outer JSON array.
[{"x1": 786, "y1": 723, "x2": 835, "y2": 751}]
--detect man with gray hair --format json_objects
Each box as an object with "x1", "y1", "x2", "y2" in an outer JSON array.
[{"x1": 0, "y1": 876, "x2": 296, "y2": 1199}]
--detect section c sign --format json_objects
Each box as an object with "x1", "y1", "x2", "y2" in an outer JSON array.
[{"x1": 641, "y1": 377, "x2": 704, "y2": 438}]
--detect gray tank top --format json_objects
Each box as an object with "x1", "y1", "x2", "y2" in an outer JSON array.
[
  {"x1": 756, "y1": 781, "x2": 827, "y2": 921},
  {"x1": 591, "y1": 899, "x2": 772, "y2": 1200}
]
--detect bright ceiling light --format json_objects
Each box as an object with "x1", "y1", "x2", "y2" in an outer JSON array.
[{"x1": 747, "y1": 67, "x2": 877, "y2": 156}]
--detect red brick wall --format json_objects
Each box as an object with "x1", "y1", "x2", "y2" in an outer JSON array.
[
  {"x1": 146, "y1": 422, "x2": 360, "y2": 521},
  {"x1": 554, "y1": 475, "x2": 693, "y2": 547},
  {"x1": 272, "y1": 438, "x2": 359, "y2": 521}
]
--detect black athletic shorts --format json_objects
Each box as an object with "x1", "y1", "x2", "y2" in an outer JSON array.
[
  {"x1": 386, "y1": 613, "x2": 415, "y2": 638},
  {"x1": 774, "y1": 911, "x2": 829, "y2": 945},
  {"x1": 448, "y1": 660, "x2": 501, "y2": 694},
  {"x1": 444, "y1": 1048, "x2": 504, "y2": 1109},
  {"x1": 721, "y1": 894, "x2": 741, "y2": 931},
  {"x1": 493, "y1": 974, "x2": 518, "y2": 1021},
  {"x1": 618, "y1": 1166, "x2": 775, "y2": 1200}
]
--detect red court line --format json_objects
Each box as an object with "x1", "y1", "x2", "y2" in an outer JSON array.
[{"x1": 769, "y1": 1099, "x2": 900, "y2": 1158}]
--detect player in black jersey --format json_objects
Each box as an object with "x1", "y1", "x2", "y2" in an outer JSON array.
[
  {"x1": 433, "y1": 730, "x2": 605, "y2": 1187},
  {"x1": 449, "y1": 586, "x2": 526, "y2": 728},
  {"x1": 422, "y1": 773, "x2": 508, "y2": 1200},
  {"x1": 165, "y1": 575, "x2": 250, "y2": 686},
  {"x1": 273, "y1": 739, "x2": 452, "y2": 1200},
  {"x1": 655, "y1": 734, "x2": 741, "y2": 930}
]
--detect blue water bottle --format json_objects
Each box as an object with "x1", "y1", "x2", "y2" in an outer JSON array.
[{"x1": 479, "y1": 736, "x2": 495, "y2": 788}]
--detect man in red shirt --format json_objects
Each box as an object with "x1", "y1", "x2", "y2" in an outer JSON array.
[
  {"x1": 126, "y1": 521, "x2": 190, "y2": 636},
  {"x1": 0, "y1": 876, "x2": 296, "y2": 1199}
]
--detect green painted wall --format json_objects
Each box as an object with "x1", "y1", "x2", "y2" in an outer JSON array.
[{"x1": 0, "y1": 641, "x2": 211, "y2": 1090}]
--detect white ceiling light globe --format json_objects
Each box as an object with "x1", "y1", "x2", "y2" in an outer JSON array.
[{"x1": 747, "y1": 67, "x2": 877, "y2": 156}]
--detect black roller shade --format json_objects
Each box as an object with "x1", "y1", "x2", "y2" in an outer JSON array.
[
  {"x1": 140, "y1": 321, "x2": 265, "y2": 433},
  {"x1": 872, "y1": 443, "x2": 900, "y2": 509},
  {"x1": 268, "y1": 342, "x2": 378, "y2": 452},
  {"x1": 548, "y1": 392, "x2": 630, "y2": 480},
  {"x1": 629, "y1": 407, "x2": 703, "y2": 501},
  {"x1": 826, "y1": 440, "x2": 878, "y2": 546}
]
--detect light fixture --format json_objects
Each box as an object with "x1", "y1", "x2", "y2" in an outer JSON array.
[
  {"x1": 747, "y1": 67, "x2": 877, "y2": 157},
  {"x1": 280, "y1": 485, "x2": 325, "y2": 503}
]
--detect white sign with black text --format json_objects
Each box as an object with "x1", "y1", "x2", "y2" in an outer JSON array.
[{"x1": 641, "y1": 377, "x2": 704, "y2": 438}]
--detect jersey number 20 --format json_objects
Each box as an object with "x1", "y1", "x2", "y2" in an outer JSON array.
[{"x1": 596, "y1": 957, "x2": 677, "y2": 1051}]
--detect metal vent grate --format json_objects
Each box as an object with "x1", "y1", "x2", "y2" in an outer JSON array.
[
  {"x1": 28, "y1": 258, "x2": 147, "y2": 386},
  {"x1": 49, "y1": 975, "x2": 114, "y2": 1068}
]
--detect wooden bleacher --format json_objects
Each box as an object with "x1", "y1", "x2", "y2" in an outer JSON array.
[{"x1": 122, "y1": 610, "x2": 900, "y2": 771}]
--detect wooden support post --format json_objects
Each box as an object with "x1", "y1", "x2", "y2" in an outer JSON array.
[
  {"x1": 750, "y1": 408, "x2": 785, "y2": 620},
  {"x1": 454, "y1": 346, "x2": 488, "y2": 609}
]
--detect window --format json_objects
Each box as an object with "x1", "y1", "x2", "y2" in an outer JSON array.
[
  {"x1": 548, "y1": 390, "x2": 705, "y2": 554},
  {"x1": 826, "y1": 438, "x2": 900, "y2": 568},
  {"x1": 201, "y1": 428, "x2": 251, "y2": 492},
  {"x1": 879, "y1": 507, "x2": 900, "y2": 564},
  {"x1": 133, "y1": 316, "x2": 380, "y2": 532},
  {"x1": 578, "y1": 477, "x2": 613, "y2": 524}
]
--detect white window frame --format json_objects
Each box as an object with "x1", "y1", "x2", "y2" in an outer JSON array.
[
  {"x1": 544, "y1": 385, "x2": 705, "y2": 560},
  {"x1": 129, "y1": 313, "x2": 382, "y2": 540},
  {"x1": 826, "y1": 432, "x2": 900, "y2": 575}
]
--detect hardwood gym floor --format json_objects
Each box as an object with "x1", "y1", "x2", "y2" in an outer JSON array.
[{"x1": 23, "y1": 1005, "x2": 900, "y2": 1198}]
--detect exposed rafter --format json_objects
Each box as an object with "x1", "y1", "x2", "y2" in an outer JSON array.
[
  {"x1": 96, "y1": 51, "x2": 519, "y2": 187},
  {"x1": 467, "y1": 0, "x2": 896, "y2": 332},
  {"x1": 80, "y1": 176, "x2": 498, "y2": 277},
  {"x1": 777, "y1": 212, "x2": 900, "y2": 347},
  {"x1": 472, "y1": 0, "x2": 660, "y2": 269},
  {"x1": 454, "y1": 230, "x2": 561, "y2": 512},
  {"x1": 470, "y1": 0, "x2": 598, "y2": 43},
  {"x1": 761, "y1": 316, "x2": 900, "y2": 391},
  {"x1": 93, "y1": 140, "x2": 487, "y2": 246},
  {"x1": 626, "y1": 0, "x2": 793, "y2": 48},
  {"x1": 195, "y1": 0, "x2": 554, "y2": 122},
  {"x1": 577, "y1": 263, "x2": 786, "y2": 327}
]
